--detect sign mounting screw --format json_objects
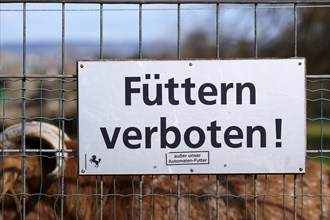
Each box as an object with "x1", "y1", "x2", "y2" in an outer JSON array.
[{"x1": 80, "y1": 64, "x2": 84, "y2": 68}]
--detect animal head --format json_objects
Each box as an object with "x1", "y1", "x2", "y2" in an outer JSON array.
[{"x1": 0, "y1": 122, "x2": 71, "y2": 203}]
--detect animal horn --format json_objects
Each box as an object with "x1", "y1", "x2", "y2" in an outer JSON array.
[{"x1": 0, "y1": 121, "x2": 70, "y2": 178}]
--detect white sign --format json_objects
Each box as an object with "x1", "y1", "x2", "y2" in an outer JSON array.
[{"x1": 78, "y1": 59, "x2": 306, "y2": 175}]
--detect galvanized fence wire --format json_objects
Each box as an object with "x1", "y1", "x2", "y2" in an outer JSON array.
[
  {"x1": 1, "y1": 0, "x2": 330, "y2": 220},
  {"x1": 0, "y1": 79, "x2": 329, "y2": 218}
]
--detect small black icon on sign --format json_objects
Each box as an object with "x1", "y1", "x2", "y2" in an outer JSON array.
[{"x1": 90, "y1": 155, "x2": 101, "y2": 168}]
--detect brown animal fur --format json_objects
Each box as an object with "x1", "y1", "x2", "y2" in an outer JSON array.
[{"x1": 0, "y1": 141, "x2": 329, "y2": 220}]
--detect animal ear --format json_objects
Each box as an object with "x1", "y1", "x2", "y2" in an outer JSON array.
[{"x1": 0, "y1": 157, "x2": 22, "y2": 194}]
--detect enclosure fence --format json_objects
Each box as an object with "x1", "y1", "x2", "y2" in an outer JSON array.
[{"x1": 0, "y1": 0, "x2": 329, "y2": 220}]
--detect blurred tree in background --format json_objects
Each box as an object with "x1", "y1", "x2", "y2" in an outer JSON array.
[
  {"x1": 177, "y1": 6, "x2": 330, "y2": 75},
  {"x1": 298, "y1": 7, "x2": 329, "y2": 75},
  {"x1": 261, "y1": 6, "x2": 330, "y2": 75}
]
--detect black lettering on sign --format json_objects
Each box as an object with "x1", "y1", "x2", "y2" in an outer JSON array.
[
  {"x1": 100, "y1": 119, "x2": 271, "y2": 149},
  {"x1": 124, "y1": 76, "x2": 257, "y2": 106}
]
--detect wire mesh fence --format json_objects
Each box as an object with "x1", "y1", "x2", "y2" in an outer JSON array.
[{"x1": 0, "y1": 0, "x2": 329, "y2": 219}]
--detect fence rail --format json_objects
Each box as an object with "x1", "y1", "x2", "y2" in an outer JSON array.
[
  {"x1": 0, "y1": 74, "x2": 329, "y2": 79},
  {"x1": 1, "y1": 0, "x2": 330, "y2": 4}
]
